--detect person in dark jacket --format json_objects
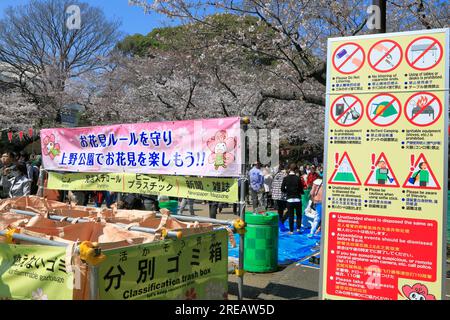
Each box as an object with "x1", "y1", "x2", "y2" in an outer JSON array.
[
  {"x1": 281, "y1": 163, "x2": 304, "y2": 234},
  {"x1": 271, "y1": 164, "x2": 287, "y2": 231},
  {"x1": 1, "y1": 162, "x2": 31, "y2": 198},
  {"x1": 0, "y1": 151, "x2": 16, "y2": 198}
]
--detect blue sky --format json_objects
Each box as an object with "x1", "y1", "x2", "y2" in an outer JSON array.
[{"x1": 0, "y1": 0, "x2": 175, "y2": 36}]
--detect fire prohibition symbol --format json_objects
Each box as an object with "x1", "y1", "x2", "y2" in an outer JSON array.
[{"x1": 404, "y1": 92, "x2": 442, "y2": 127}]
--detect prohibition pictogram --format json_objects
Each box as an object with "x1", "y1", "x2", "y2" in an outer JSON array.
[
  {"x1": 330, "y1": 94, "x2": 363, "y2": 127},
  {"x1": 366, "y1": 93, "x2": 401, "y2": 127},
  {"x1": 406, "y1": 36, "x2": 443, "y2": 71},
  {"x1": 368, "y1": 39, "x2": 402, "y2": 72},
  {"x1": 332, "y1": 42, "x2": 365, "y2": 74},
  {"x1": 404, "y1": 92, "x2": 442, "y2": 127}
]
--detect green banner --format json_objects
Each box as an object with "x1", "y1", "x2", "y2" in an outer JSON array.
[
  {"x1": 47, "y1": 172, "x2": 238, "y2": 203},
  {"x1": 98, "y1": 230, "x2": 228, "y2": 300},
  {"x1": 0, "y1": 244, "x2": 73, "y2": 300}
]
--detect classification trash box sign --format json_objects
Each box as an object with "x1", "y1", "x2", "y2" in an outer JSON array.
[
  {"x1": 321, "y1": 28, "x2": 449, "y2": 300},
  {"x1": 40, "y1": 117, "x2": 241, "y2": 177},
  {"x1": 98, "y1": 229, "x2": 228, "y2": 300},
  {"x1": 0, "y1": 244, "x2": 74, "y2": 300},
  {"x1": 47, "y1": 172, "x2": 238, "y2": 203}
]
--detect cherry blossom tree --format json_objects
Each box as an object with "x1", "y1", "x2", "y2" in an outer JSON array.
[
  {"x1": 0, "y1": 0, "x2": 121, "y2": 123},
  {"x1": 128, "y1": 0, "x2": 448, "y2": 106},
  {"x1": 3, "y1": 0, "x2": 447, "y2": 151},
  {"x1": 74, "y1": 32, "x2": 325, "y2": 146},
  {"x1": 0, "y1": 90, "x2": 40, "y2": 131},
  {"x1": 122, "y1": 0, "x2": 447, "y2": 149}
]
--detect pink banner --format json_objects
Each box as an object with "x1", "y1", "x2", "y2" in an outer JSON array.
[{"x1": 41, "y1": 117, "x2": 241, "y2": 177}]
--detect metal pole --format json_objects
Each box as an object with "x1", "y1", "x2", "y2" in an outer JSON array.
[
  {"x1": 114, "y1": 223, "x2": 181, "y2": 238},
  {"x1": 156, "y1": 212, "x2": 232, "y2": 226},
  {"x1": 89, "y1": 266, "x2": 99, "y2": 300},
  {"x1": 0, "y1": 230, "x2": 67, "y2": 247},
  {"x1": 237, "y1": 175, "x2": 246, "y2": 300},
  {"x1": 371, "y1": 0, "x2": 386, "y2": 34},
  {"x1": 11, "y1": 209, "x2": 181, "y2": 238},
  {"x1": 37, "y1": 166, "x2": 45, "y2": 197},
  {"x1": 238, "y1": 117, "x2": 249, "y2": 300}
]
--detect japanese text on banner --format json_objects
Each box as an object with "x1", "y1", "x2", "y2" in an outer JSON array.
[
  {"x1": 0, "y1": 244, "x2": 74, "y2": 300},
  {"x1": 47, "y1": 172, "x2": 238, "y2": 203},
  {"x1": 98, "y1": 230, "x2": 228, "y2": 300},
  {"x1": 41, "y1": 117, "x2": 241, "y2": 177}
]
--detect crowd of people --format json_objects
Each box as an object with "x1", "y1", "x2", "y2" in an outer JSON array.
[
  {"x1": 0, "y1": 150, "x2": 171, "y2": 212},
  {"x1": 1, "y1": 149, "x2": 324, "y2": 236},
  {"x1": 0, "y1": 151, "x2": 41, "y2": 199},
  {"x1": 248, "y1": 161, "x2": 324, "y2": 236}
]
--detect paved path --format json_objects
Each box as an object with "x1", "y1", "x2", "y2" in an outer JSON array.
[
  {"x1": 179, "y1": 201, "x2": 450, "y2": 300},
  {"x1": 180, "y1": 201, "x2": 321, "y2": 300}
]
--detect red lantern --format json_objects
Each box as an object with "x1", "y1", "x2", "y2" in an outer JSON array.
[
  {"x1": 19, "y1": 131, "x2": 24, "y2": 141},
  {"x1": 28, "y1": 128, "x2": 33, "y2": 138},
  {"x1": 7, "y1": 131, "x2": 13, "y2": 142}
]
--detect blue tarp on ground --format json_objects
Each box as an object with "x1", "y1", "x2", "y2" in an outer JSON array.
[
  {"x1": 229, "y1": 199, "x2": 449, "y2": 270},
  {"x1": 228, "y1": 228, "x2": 321, "y2": 265}
]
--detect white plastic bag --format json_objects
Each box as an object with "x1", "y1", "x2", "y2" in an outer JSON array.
[{"x1": 304, "y1": 200, "x2": 318, "y2": 219}]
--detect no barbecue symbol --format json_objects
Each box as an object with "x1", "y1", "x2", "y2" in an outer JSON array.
[{"x1": 404, "y1": 92, "x2": 442, "y2": 127}]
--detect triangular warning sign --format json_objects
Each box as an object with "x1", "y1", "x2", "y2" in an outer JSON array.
[
  {"x1": 364, "y1": 152, "x2": 400, "y2": 187},
  {"x1": 328, "y1": 152, "x2": 361, "y2": 185},
  {"x1": 402, "y1": 153, "x2": 441, "y2": 190}
]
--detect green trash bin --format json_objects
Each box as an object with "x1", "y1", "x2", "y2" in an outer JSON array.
[
  {"x1": 244, "y1": 211, "x2": 279, "y2": 272},
  {"x1": 159, "y1": 200, "x2": 178, "y2": 214}
]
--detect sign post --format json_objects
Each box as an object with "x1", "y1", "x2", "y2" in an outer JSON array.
[{"x1": 320, "y1": 28, "x2": 449, "y2": 300}]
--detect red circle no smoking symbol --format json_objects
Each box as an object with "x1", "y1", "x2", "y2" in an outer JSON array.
[
  {"x1": 406, "y1": 36, "x2": 443, "y2": 71},
  {"x1": 366, "y1": 93, "x2": 401, "y2": 127},
  {"x1": 404, "y1": 92, "x2": 442, "y2": 127},
  {"x1": 332, "y1": 42, "x2": 365, "y2": 74},
  {"x1": 368, "y1": 40, "x2": 402, "y2": 72},
  {"x1": 330, "y1": 95, "x2": 363, "y2": 127}
]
